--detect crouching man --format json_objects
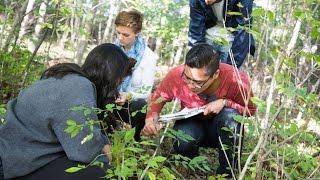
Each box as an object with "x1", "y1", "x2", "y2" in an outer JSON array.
[{"x1": 142, "y1": 43, "x2": 256, "y2": 177}]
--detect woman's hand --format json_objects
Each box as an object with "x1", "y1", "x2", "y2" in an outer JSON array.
[
  {"x1": 115, "y1": 92, "x2": 128, "y2": 105},
  {"x1": 203, "y1": 99, "x2": 226, "y2": 115}
]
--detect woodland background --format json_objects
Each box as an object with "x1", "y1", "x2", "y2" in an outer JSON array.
[{"x1": 0, "y1": 0, "x2": 319, "y2": 179}]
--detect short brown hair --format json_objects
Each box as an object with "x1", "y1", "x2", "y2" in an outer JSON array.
[{"x1": 115, "y1": 9, "x2": 143, "y2": 33}]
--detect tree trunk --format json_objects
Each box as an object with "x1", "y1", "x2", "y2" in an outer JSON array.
[
  {"x1": 59, "y1": 18, "x2": 70, "y2": 50},
  {"x1": 98, "y1": 22, "x2": 102, "y2": 44},
  {"x1": 72, "y1": 16, "x2": 81, "y2": 44},
  {"x1": 155, "y1": 38, "x2": 162, "y2": 60},
  {"x1": 0, "y1": 11, "x2": 9, "y2": 49},
  {"x1": 102, "y1": 0, "x2": 120, "y2": 43},
  {"x1": 3, "y1": 0, "x2": 29, "y2": 52},
  {"x1": 173, "y1": 42, "x2": 184, "y2": 65},
  {"x1": 169, "y1": 39, "x2": 177, "y2": 66},
  {"x1": 44, "y1": 1, "x2": 61, "y2": 60},
  {"x1": 286, "y1": 19, "x2": 302, "y2": 56},
  {"x1": 109, "y1": 22, "x2": 117, "y2": 42},
  {"x1": 71, "y1": 0, "x2": 81, "y2": 44},
  {"x1": 70, "y1": 0, "x2": 75, "y2": 42},
  {"x1": 74, "y1": 0, "x2": 98, "y2": 64},
  {"x1": 30, "y1": 0, "x2": 48, "y2": 52},
  {"x1": 34, "y1": 1, "x2": 48, "y2": 37},
  {"x1": 17, "y1": 0, "x2": 36, "y2": 44}
]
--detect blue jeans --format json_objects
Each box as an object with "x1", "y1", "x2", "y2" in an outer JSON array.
[
  {"x1": 173, "y1": 108, "x2": 242, "y2": 176},
  {"x1": 207, "y1": 41, "x2": 232, "y2": 63},
  {"x1": 0, "y1": 157, "x2": 3, "y2": 179}
]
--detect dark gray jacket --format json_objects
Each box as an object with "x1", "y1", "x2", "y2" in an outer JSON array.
[
  {"x1": 0, "y1": 74, "x2": 109, "y2": 178},
  {"x1": 189, "y1": 0, "x2": 255, "y2": 67}
]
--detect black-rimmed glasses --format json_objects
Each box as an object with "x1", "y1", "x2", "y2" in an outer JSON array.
[{"x1": 181, "y1": 69, "x2": 211, "y2": 89}]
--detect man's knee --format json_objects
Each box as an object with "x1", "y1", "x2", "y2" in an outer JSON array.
[
  {"x1": 174, "y1": 138, "x2": 198, "y2": 158},
  {"x1": 218, "y1": 108, "x2": 240, "y2": 130},
  {"x1": 173, "y1": 122, "x2": 200, "y2": 157}
]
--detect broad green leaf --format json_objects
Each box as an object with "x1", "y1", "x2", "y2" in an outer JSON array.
[
  {"x1": 153, "y1": 156, "x2": 166, "y2": 162},
  {"x1": 116, "y1": 105, "x2": 122, "y2": 110},
  {"x1": 124, "y1": 128, "x2": 135, "y2": 142},
  {"x1": 65, "y1": 166, "x2": 84, "y2": 173},
  {"x1": 252, "y1": 8, "x2": 265, "y2": 17},
  {"x1": 66, "y1": 119, "x2": 76, "y2": 126},
  {"x1": 125, "y1": 147, "x2": 144, "y2": 153},
  {"x1": 221, "y1": 127, "x2": 232, "y2": 132},
  {"x1": 237, "y1": 2, "x2": 243, "y2": 8},
  {"x1": 148, "y1": 172, "x2": 156, "y2": 180},
  {"x1": 139, "y1": 140, "x2": 156, "y2": 146},
  {"x1": 161, "y1": 167, "x2": 176, "y2": 179},
  {"x1": 131, "y1": 111, "x2": 138, "y2": 117},
  {"x1": 105, "y1": 104, "x2": 115, "y2": 112},
  {"x1": 234, "y1": 115, "x2": 245, "y2": 123}
]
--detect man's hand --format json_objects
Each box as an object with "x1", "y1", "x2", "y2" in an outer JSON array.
[
  {"x1": 142, "y1": 118, "x2": 163, "y2": 136},
  {"x1": 203, "y1": 99, "x2": 225, "y2": 115},
  {"x1": 115, "y1": 92, "x2": 128, "y2": 105},
  {"x1": 102, "y1": 144, "x2": 112, "y2": 162}
]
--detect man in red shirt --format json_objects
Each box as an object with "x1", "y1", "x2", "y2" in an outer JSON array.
[{"x1": 142, "y1": 43, "x2": 256, "y2": 177}]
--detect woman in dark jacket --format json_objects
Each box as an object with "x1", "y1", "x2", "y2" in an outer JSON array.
[{"x1": 0, "y1": 43, "x2": 135, "y2": 179}]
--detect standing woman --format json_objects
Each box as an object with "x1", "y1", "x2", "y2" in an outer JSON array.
[
  {"x1": 113, "y1": 9, "x2": 157, "y2": 140},
  {"x1": 0, "y1": 43, "x2": 135, "y2": 179}
]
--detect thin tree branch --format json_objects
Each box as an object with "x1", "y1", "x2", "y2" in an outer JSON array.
[{"x1": 139, "y1": 99, "x2": 178, "y2": 180}]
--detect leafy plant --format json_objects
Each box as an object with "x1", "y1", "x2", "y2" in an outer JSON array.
[{"x1": 0, "y1": 104, "x2": 6, "y2": 125}]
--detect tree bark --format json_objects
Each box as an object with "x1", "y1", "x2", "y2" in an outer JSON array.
[
  {"x1": 74, "y1": 0, "x2": 98, "y2": 64},
  {"x1": 102, "y1": 0, "x2": 120, "y2": 43},
  {"x1": 286, "y1": 19, "x2": 302, "y2": 56},
  {"x1": 155, "y1": 38, "x2": 162, "y2": 61},
  {"x1": 173, "y1": 41, "x2": 184, "y2": 65},
  {"x1": 169, "y1": 40, "x2": 176, "y2": 66},
  {"x1": 98, "y1": 22, "x2": 102, "y2": 44},
  {"x1": 3, "y1": 0, "x2": 29, "y2": 52},
  {"x1": 17, "y1": 0, "x2": 36, "y2": 44},
  {"x1": 34, "y1": 1, "x2": 48, "y2": 38},
  {"x1": 30, "y1": 0, "x2": 48, "y2": 52},
  {"x1": 71, "y1": 0, "x2": 81, "y2": 44},
  {"x1": 0, "y1": 11, "x2": 9, "y2": 49},
  {"x1": 59, "y1": 18, "x2": 70, "y2": 50}
]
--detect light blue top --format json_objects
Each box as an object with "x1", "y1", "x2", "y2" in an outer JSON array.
[{"x1": 115, "y1": 35, "x2": 158, "y2": 100}]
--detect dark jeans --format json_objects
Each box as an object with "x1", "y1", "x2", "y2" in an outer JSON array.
[
  {"x1": 113, "y1": 98, "x2": 147, "y2": 141},
  {"x1": 0, "y1": 157, "x2": 3, "y2": 180},
  {"x1": 173, "y1": 108, "x2": 242, "y2": 176},
  {"x1": 12, "y1": 156, "x2": 105, "y2": 180}
]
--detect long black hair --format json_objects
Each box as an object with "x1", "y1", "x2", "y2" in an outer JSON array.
[
  {"x1": 82, "y1": 43, "x2": 135, "y2": 109},
  {"x1": 41, "y1": 43, "x2": 135, "y2": 110},
  {"x1": 41, "y1": 63, "x2": 85, "y2": 79}
]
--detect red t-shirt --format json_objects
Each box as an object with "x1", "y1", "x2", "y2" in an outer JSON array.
[{"x1": 146, "y1": 63, "x2": 256, "y2": 119}]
